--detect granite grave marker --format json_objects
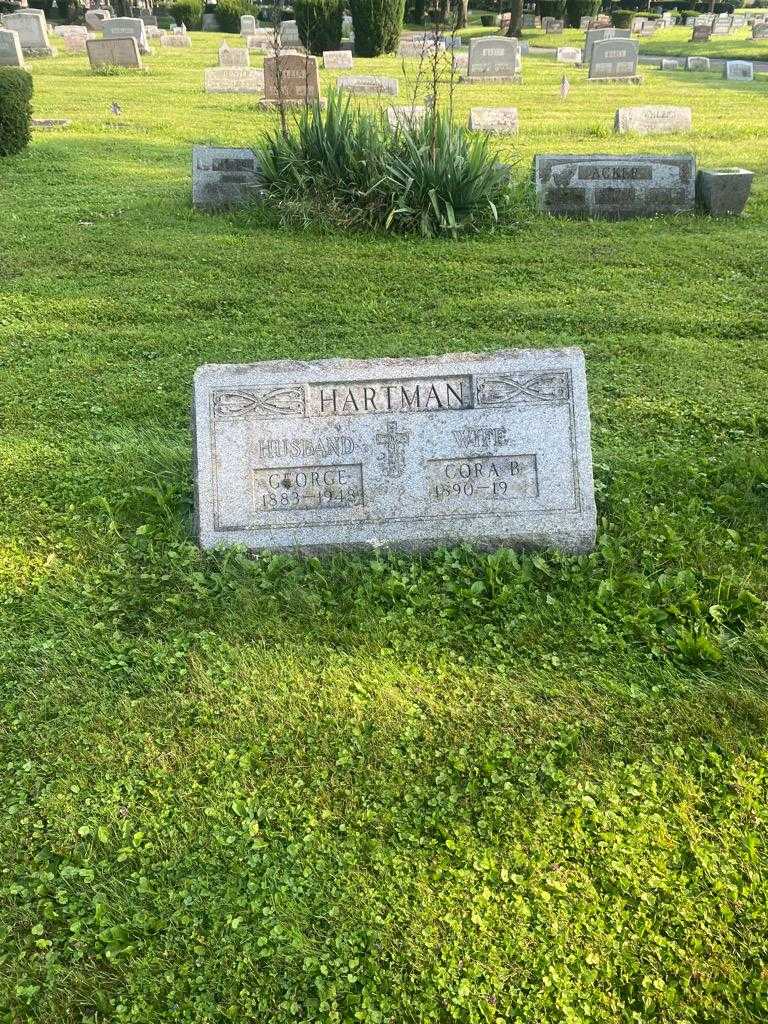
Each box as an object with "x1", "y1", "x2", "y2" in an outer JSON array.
[
  {"x1": 465, "y1": 35, "x2": 521, "y2": 81},
  {"x1": 192, "y1": 145, "x2": 263, "y2": 210},
  {"x1": 468, "y1": 106, "x2": 518, "y2": 134},
  {"x1": 87, "y1": 35, "x2": 142, "y2": 68},
  {"x1": 615, "y1": 105, "x2": 692, "y2": 134},
  {"x1": 0, "y1": 27, "x2": 24, "y2": 65}
]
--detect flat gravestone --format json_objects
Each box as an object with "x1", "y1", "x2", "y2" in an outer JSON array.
[
  {"x1": 102, "y1": 17, "x2": 149, "y2": 54},
  {"x1": 261, "y1": 54, "x2": 321, "y2": 105},
  {"x1": 753, "y1": 24, "x2": 768, "y2": 39},
  {"x1": 323, "y1": 49, "x2": 352, "y2": 69},
  {"x1": 725, "y1": 60, "x2": 753, "y2": 80},
  {"x1": 87, "y1": 36, "x2": 142, "y2": 68},
  {"x1": 615, "y1": 105, "x2": 692, "y2": 134},
  {"x1": 588, "y1": 38, "x2": 639, "y2": 81},
  {"x1": 0, "y1": 10, "x2": 54, "y2": 55},
  {"x1": 192, "y1": 145, "x2": 263, "y2": 210},
  {"x1": 219, "y1": 42, "x2": 249, "y2": 66},
  {"x1": 387, "y1": 105, "x2": 425, "y2": 128},
  {"x1": 468, "y1": 107, "x2": 518, "y2": 134},
  {"x1": 660, "y1": 58, "x2": 682, "y2": 70},
  {"x1": 583, "y1": 28, "x2": 630, "y2": 66},
  {"x1": 0, "y1": 27, "x2": 24, "y2": 66},
  {"x1": 465, "y1": 36, "x2": 520, "y2": 81},
  {"x1": 192, "y1": 349, "x2": 597, "y2": 555},
  {"x1": 204, "y1": 67, "x2": 264, "y2": 93},
  {"x1": 161, "y1": 32, "x2": 192, "y2": 47},
  {"x1": 535, "y1": 154, "x2": 696, "y2": 219},
  {"x1": 337, "y1": 74, "x2": 398, "y2": 94},
  {"x1": 240, "y1": 14, "x2": 256, "y2": 35},
  {"x1": 691, "y1": 25, "x2": 711, "y2": 41},
  {"x1": 557, "y1": 46, "x2": 582, "y2": 63},
  {"x1": 54, "y1": 24, "x2": 87, "y2": 37},
  {"x1": 687, "y1": 55, "x2": 710, "y2": 71}
]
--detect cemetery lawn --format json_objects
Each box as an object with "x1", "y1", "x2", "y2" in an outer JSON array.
[
  {"x1": 2, "y1": 34, "x2": 768, "y2": 1024},
  {"x1": 527, "y1": 25, "x2": 768, "y2": 60}
]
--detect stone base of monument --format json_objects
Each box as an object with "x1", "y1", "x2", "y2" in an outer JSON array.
[
  {"x1": 696, "y1": 167, "x2": 753, "y2": 216},
  {"x1": 460, "y1": 74, "x2": 522, "y2": 83},
  {"x1": 587, "y1": 75, "x2": 643, "y2": 84},
  {"x1": 31, "y1": 118, "x2": 71, "y2": 129},
  {"x1": 258, "y1": 97, "x2": 326, "y2": 109}
]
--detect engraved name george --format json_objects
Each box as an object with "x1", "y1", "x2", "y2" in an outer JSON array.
[{"x1": 252, "y1": 463, "x2": 364, "y2": 512}]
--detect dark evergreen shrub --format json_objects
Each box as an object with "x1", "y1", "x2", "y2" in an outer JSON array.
[
  {"x1": 0, "y1": 67, "x2": 32, "y2": 157},
  {"x1": 564, "y1": 0, "x2": 600, "y2": 26},
  {"x1": 350, "y1": 0, "x2": 405, "y2": 56},
  {"x1": 216, "y1": 0, "x2": 255, "y2": 31},
  {"x1": 169, "y1": 0, "x2": 203, "y2": 28},
  {"x1": 295, "y1": 0, "x2": 343, "y2": 53}
]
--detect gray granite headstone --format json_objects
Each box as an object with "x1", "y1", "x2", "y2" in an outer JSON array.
[
  {"x1": 240, "y1": 14, "x2": 256, "y2": 35},
  {"x1": 87, "y1": 36, "x2": 142, "y2": 68},
  {"x1": 192, "y1": 145, "x2": 263, "y2": 210},
  {"x1": 280, "y1": 19, "x2": 300, "y2": 44},
  {"x1": 686, "y1": 55, "x2": 710, "y2": 71},
  {"x1": 583, "y1": 28, "x2": 630, "y2": 66},
  {"x1": 696, "y1": 167, "x2": 753, "y2": 216},
  {"x1": 588, "y1": 37, "x2": 639, "y2": 80},
  {"x1": 102, "y1": 17, "x2": 149, "y2": 54},
  {"x1": 337, "y1": 74, "x2": 398, "y2": 94},
  {"x1": 0, "y1": 10, "x2": 54, "y2": 55},
  {"x1": 535, "y1": 153, "x2": 696, "y2": 219},
  {"x1": 0, "y1": 27, "x2": 24, "y2": 66},
  {"x1": 323, "y1": 49, "x2": 353, "y2": 69},
  {"x1": 261, "y1": 54, "x2": 321, "y2": 105},
  {"x1": 724, "y1": 60, "x2": 753, "y2": 80},
  {"x1": 466, "y1": 35, "x2": 521, "y2": 81},
  {"x1": 204, "y1": 67, "x2": 264, "y2": 92},
  {"x1": 753, "y1": 24, "x2": 768, "y2": 38},
  {"x1": 468, "y1": 107, "x2": 518, "y2": 134},
  {"x1": 192, "y1": 349, "x2": 597, "y2": 555},
  {"x1": 614, "y1": 105, "x2": 692, "y2": 134}
]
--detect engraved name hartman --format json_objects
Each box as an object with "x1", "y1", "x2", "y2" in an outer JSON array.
[{"x1": 308, "y1": 375, "x2": 473, "y2": 416}]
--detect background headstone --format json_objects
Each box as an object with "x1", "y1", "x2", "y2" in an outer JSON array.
[
  {"x1": 614, "y1": 105, "x2": 692, "y2": 134},
  {"x1": 588, "y1": 38, "x2": 639, "y2": 80},
  {"x1": 466, "y1": 36, "x2": 521, "y2": 80},
  {"x1": 691, "y1": 24, "x2": 711, "y2": 41},
  {"x1": 280, "y1": 19, "x2": 300, "y2": 45},
  {"x1": 387, "y1": 105, "x2": 425, "y2": 129},
  {"x1": 262, "y1": 53, "x2": 320, "y2": 104},
  {"x1": 0, "y1": 27, "x2": 25, "y2": 65},
  {"x1": 161, "y1": 32, "x2": 192, "y2": 47},
  {"x1": 85, "y1": 9, "x2": 110, "y2": 30},
  {"x1": 724, "y1": 60, "x2": 753, "y2": 80},
  {"x1": 240, "y1": 14, "x2": 256, "y2": 35},
  {"x1": 337, "y1": 74, "x2": 398, "y2": 94},
  {"x1": 191, "y1": 349, "x2": 597, "y2": 555},
  {"x1": 323, "y1": 49, "x2": 353, "y2": 69},
  {"x1": 468, "y1": 107, "x2": 518, "y2": 134},
  {"x1": 557, "y1": 46, "x2": 582, "y2": 63},
  {"x1": 686, "y1": 55, "x2": 710, "y2": 71},
  {"x1": 192, "y1": 145, "x2": 262, "y2": 210},
  {"x1": 219, "y1": 42, "x2": 250, "y2": 66},
  {"x1": 0, "y1": 10, "x2": 54, "y2": 56},
  {"x1": 204, "y1": 66, "x2": 264, "y2": 92},
  {"x1": 583, "y1": 28, "x2": 630, "y2": 66},
  {"x1": 535, "y1": 153, "x2": 696, "y2": 219},
  {"x1": 102, "y1": 17, "x2": 149, "y2": 54},
  {"x1": 87, "y1": 36, "x2": 142, "y2": 68}
]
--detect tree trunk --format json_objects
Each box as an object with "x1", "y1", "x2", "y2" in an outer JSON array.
[
  {"x1": 505, "y1": 0, "x2": 523, "y2": 36},
  {"x1": 455, "y1": 0, "x2": 468, "y2": 29}
]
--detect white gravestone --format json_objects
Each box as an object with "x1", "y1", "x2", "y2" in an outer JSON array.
[
  {"x1": 240, "y1": 14, "x2": 256, "y2": 35},
  {"x1": 192, "y1": 349, "x2": 597, "y2": 555},
  {"x1": 337, "y1": 75, "x2": 398, "y2": 94},
  {"x1": 323, "y1": 49, "x2": 353, "y2": 69},
  {"x1": 0, "y1": 27, "x2": 24, "y2": 66},
  {"x1": 192, "y1": 145, "x2": 263, "y2": 210},
  {"x1": 161, "y1": 32, "x2": 192, "y2": 47},
  {"x1": 468, "y1": 107, "x2": 518, "y2": 134},
  {"x1": 0, "y1": 10, "x2": 54, "y2": 55},
  {"x1": 535, "y1": 153, "x2": 696, "y2": 219},
  {"x1": 686, "y1": 55, "x2": 710, "y2": 71},
  {"x1": 724, "y1": 60, "x2": 753, "y2": 81},
  {"x1": 557, "y1": 46, "x2": 582, "y2": 63},
  {"x1": 87, "y1": 36, "x2": 142, "y2": 69},
  {"x1": 219, "y1": 42, "x2": 250, "y2": 66},
  {"x1": 661, "y1": 58, "x2": 681, "y2": 70},
  {"x1": 102, "y1": 17, "x2": 149, "y2": 54},
  {"x1": 615, "y1": 106, "x2": 692, "y2": 134},
  {"x1": 465, "y1": 36, "x2": 521, "y2": 81},
  {"x1": 204, "y1": 67, "x2": 264, "y2": 93}
]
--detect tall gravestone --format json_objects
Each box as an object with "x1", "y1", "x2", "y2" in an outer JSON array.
[
  {"x1": 0, "y1": 27, "x2": 24, "y2": 65},
  {"x1": 583, "y1": 28, "x2": 630, "y2": 66},
  {"x1": 102, "y1": 17, "x2": 149, "y2": 54},
  {"x1": 261, "y1": 53, "x2": 321, "y2": 106},
  {"x1": 465, "y1": 36, "x2": 521, "y2": 81},
  {"x1": 588, "y1": 38, "x2": 639, "y2": 81},
  {"x1": 1, "y1": 10, "x2": 54, "y2": 56},
  {"x1": 535, "y1": 154, "x2": 696, "y2": 219},
  {"x1": 192, "y1": 349, "x2": 597, "y2": 555},
  {"x1": 240, "y1": 14, "x2": 256, "y2": 35}
]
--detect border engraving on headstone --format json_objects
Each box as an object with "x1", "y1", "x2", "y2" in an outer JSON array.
[
  {"x1": 192, "y1": 349, "x2": 597, "y2": 554},
  {"x1": 535, "y1": 154, "x2": 696, "y2": 219}
]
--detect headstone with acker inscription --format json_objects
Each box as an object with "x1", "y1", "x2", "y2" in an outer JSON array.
[
  {"x1": 191, "y1": 349, "x2": 597, "y2": 555},
  {"x1": 219, "y1": 41, "x2": 250, "y2": 66},
  {"x1": 468, "y1": 106, "x2": 518, "y2": 134},
  {"x1": 534, "y1": 153, "x2": 696, "y2": 219},
  {"x1": 0, "y1": 27, "x2": 25, "y2": 65},
  {"x1": 204, "y1": 66, "x2": 264, "y2": 92},
  {"x1": 323, "y1": 49, "x2": 353, "y2": 69},
  {"x1": 192, "y1": 145, "x2": 263, "y2": 210},
  {"x1": 261, "y1": 53, "x2": 321, "y2": 105},
  {"x1": 337, "y1": 74, "x2": 398, "y2": 94},
  {"x1": 724, "y1": 60, "x2": 753, "y2": 80},
  {"x1": 0, "y1": 10, "x2": 55, "y2": 56},
  {"x1": 465, "y1": 35, "x2": 521, "y2": 81},
  {"x1": 588, "y1": 37, "x2": 639, "y2": 81},
  {"x1": 87, "y1": 35, "x2": 142, "y2": 68},
  {"x1": 614, "y1": 105, "x2": 692, "y2": 134},
  {"x1": 102, "y1": 17, "x2": 149, "y2": 54}
]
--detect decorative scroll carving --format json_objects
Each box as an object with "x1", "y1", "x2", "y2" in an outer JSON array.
[
  {"x1": 475, "y1": 371, "x2": 570, "y2": 407},
  {"x1": 213, "y1": 387, "x2": 305, "y2": 419}
]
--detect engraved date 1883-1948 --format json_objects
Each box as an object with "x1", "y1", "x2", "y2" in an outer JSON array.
[{"x1": 252, "y1": 464, "x2": 364, "y2": 512}]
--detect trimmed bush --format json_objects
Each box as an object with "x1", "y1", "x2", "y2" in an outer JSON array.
[
  {"x1": 216, "y1": 0, "x2": 255, "y2": 32},
  {"x1": 295, "y1": 0, "x2": 343, "y2": 53},
  {"x1": 350, "y1": 0, "x2": 405, "y2": 56},
  {"x1": 565, "y1": 0, "x2": 600, "y2": 26},
  {"x1": 169, "y1": 0, "x2": 203, "y2": 28},
  {"x1": 538, "y1": 0, "x2": 568, "y2": 19},
  {"x1": 0, "y1": 67, "x2": 32, "y2": 157},
  {"x1": 612, "y1": 8, "x2": 635, "y2": 26},
  {"x1": 256, "y1": 92, "x2": 511, "y2": 236}
]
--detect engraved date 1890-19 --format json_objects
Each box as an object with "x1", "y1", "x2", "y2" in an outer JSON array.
[
  {"x1": 252, "y1": 464, "x2": 364, "y2": 513},
  {"x1": 427, "y1": 455, "x2": 538, "y2": 503}
]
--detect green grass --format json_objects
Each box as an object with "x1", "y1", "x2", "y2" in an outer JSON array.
[
  {"x1": 526, "y1": 24, "x2": 768, "y2": 60},
  {"x1": 1, "y1": 32, "x2": 768, "y2": 1024}
]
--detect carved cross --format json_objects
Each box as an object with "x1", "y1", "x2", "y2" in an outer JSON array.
[{"x1": 376, "y1": 420, "x2": 410, "y2": 479}]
